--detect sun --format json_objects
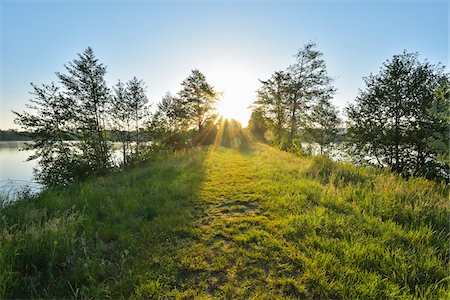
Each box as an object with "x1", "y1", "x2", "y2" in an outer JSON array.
[
  {"x1": 217, "y1": 96, "x2": 249, "y2": 125},
  {"x1": 205, "y1": 62, "x2": 256, "y2": 127}
]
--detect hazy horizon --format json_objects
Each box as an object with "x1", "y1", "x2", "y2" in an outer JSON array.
[{"x1": 1, "y1": 0, "x2": 448, "y2": 129}]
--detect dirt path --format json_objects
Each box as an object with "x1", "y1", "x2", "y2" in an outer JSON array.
[
  {"x1": 170, "y1": 146, "x2": 303, "y2": 299},
  {"x1": 176, "y1": 147, "x2": 266, "y2": 295}
]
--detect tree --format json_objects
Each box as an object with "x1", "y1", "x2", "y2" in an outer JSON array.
[
  {"x1": 14, "y1": 47, "x2": 117, "y2": 186},
  {"x1": 247, "y1": 109, "x2": 268, "y2": 141},
  {"x1": 287, "y1": 42, "x2": 335, "y2": 141},
  {"x1": 13, "y1": 83, "x2": 83, "y2": 186},
  {"x1": 149, "y1": 70, "x2": 218, "y2": 149},
  {"x1": 346, "y1": 51, "x2": 449, "y2": 179},
  {"x1": 425, "y1": 78, "x2": 450, "y2": 167},
  {"x1": 110, "y1": 80, "x2": 131, "y2": 164},
  {"x1": 253, "y1": 71, "x2": 291, "y2": 144},
  {"x1": 306, "y1": 96, "x2": 341, "y2": 155},
  {"x1": 251, "y1": 42, "x2": 335, "y2": 148},
  {"x1": 418, "y1": 75, "x2": 450, "y2": 178},
  {"x1": 149, "y1": 92, "x2": 187, "y2": 149},
  {"x1": 178, "y1": 69, "x2": 218, "y2": 132},
  {"x1": 57, "y1": 47, "x2": 111, "y2": 174},
  {"x1": 126, "y1": 77, "x2": 150, "y2": 157}
]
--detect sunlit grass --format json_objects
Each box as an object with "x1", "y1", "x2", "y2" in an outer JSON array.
[{"x1": 0, "y1": 142, "x2": 448, "y2": 298}]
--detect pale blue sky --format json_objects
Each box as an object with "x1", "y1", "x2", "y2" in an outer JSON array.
[{"x1": 0, "y1": 0, "x2": 448, "y2": 128}]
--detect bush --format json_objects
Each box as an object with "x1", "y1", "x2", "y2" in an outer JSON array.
[
  {"x1": 279, "y1": 138, "x2": 305, "y2": 156},
  {"x1": 305, "y1": 155, "x2": 371, "y2": 186}
]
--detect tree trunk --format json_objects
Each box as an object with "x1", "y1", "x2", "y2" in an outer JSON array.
[
  {"x1": 135, "y1": 107, "x2": 139, "y2": 157},
  {"x1": 290, "y1": 100, "x2": 297, "y2": 142},
  {"x1": 122, "y1": 136, "x2": 126, "y2": 165}
]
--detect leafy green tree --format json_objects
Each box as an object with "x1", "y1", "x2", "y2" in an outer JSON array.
[
  {"x1": 287, "y1": 42, "x2": 335, "y2": 141},
  {"x1": 14, "y1": 47, "x2": 115, "y2": 186},
  {"x1": 150, "y1": 70, "x2": 218, "y2": 149},
  {"x1": 247, "y1": 109, "x2": 268, "y2": 141},
  {"x1": 178, "y1": 69, "x2": 218, "y2": 132},
  {"x1": 425, "y1": 78, "x2": 450, "y2": 167},
  {"x1": 346, "y1": 51, "x2": 449, "y2": 179},
  {"x1": 126, "y1": 77, "x2": 150, "y2": 157},
  {"x1": 13, "y1": 83, "x2": 84, "y2": 186},
  {"x1": 149, "y1": 92, "x2": 187, "y2": 149},
  {"x1": 306, "y1": 96, "x2": 341, "y2": 155},
  {"x1": 253, "y1": 71, "x2": 291, "y2": 144},
  {"x1": 110, "y1": 80, "x2": 132, "y2": 164},
  {"x1": 252, "y1": 43, "x2": 335, "y2": 149},
  {"x1": 57, "y1": 47, "x2": 111, "y2": 175}
]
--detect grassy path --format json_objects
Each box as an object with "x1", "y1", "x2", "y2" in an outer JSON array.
[
  {"x1": 176, "y1": 146, "x2": 285, "y2": 297},
  {"x1": 146, "y1": 145, "x2": 302, "y2": 298}
]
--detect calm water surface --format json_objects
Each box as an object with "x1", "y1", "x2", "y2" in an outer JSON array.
[
  {"x1": 0, "y1": 141, "x2": 36, "y2": 180},
  {"x1": 0, "y1": 141, "x2": 40, "y2": 198},
  {"x1": 0, "y1": 141, "x2": 126, "y2": 199}
]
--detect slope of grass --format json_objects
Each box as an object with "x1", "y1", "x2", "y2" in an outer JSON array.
[{"x1": 1, "y1": 144, "x2": 448, "y2": 299}]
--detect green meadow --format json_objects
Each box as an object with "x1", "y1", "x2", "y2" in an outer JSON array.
[{"x1": 1, "y1": 143, "x2": 448, "y2": 299}]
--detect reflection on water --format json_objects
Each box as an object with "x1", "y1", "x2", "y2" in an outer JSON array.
[
  {"x1": 0, "y1": 141, "x2": 36, "y2": 182},
  {"x1": 0, "y1": 141, "x2": 127, "y2": 201},
  {"x1": 0, "y1": 141, "x2": 40, "y2": 200}
]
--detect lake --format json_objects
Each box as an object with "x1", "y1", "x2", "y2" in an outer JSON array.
[
  {"x1": 0, "y1": 141, "x2": 129, "y2": 200},
  {"x1": 0, "y1": 141, "x2": 41, "y2": 199}
]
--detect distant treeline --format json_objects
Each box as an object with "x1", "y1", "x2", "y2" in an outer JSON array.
[
  {"x1": 0, "y1": 129, "x2": 151, "y2": 142},
  {"x1": 0, "y1": 130, "x2": 33, "y2": 141}
]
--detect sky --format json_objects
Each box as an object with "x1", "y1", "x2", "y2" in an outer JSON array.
[{"x1": 0, "y1": 0, "x2": 448, "y2": 129}]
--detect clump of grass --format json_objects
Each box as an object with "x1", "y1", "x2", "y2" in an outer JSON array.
[{"x1": 304, "y1": 154, "x2": 374, "y2": 186}]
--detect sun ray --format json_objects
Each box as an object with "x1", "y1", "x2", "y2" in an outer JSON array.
[
  {"x1": 214, "y1": 118, "x2": 227, "y2": 148},
  {"x1": 193, "y1": 122, "x2": 216, "y2": 146}
]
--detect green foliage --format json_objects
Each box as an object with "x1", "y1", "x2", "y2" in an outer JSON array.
[
  {"x1": 280, "y1": 137, "x2": 305, "y2": 156},
  {"x1": 110, "y1": 80, "x2": 133, "y2": 165},
  {"x1": 247, "y1": 109, "x2": 268, "y2": 141},
  {"x1": 287, "y1": 42, "x2": 336, "y2": 140},
  {"x1": 1, "y1": 144, "x2": 447, "y2": 298},
  {"x1": 304, "y1": 96, "x2": 341, "y2": 155},
  {"x1": 13, "y1": 83, "x2": 81, "y2": 186},
  {"x1": 252, "y1": 42, "x2": 336, "y2": 150},
  {"x1": 14, "y1": 48, "x2": 154, "y2": 185},
  {"x1": 254, "y1": 70, "x2": 291, "y2": 143},
  {"x1": 178, "y1": 69, "x2": 219, "y2": 132},
  {"x1": 110, "y1": 77, "x2": 150, "y2": 166},
  {"x1": 149, "y1": 70, "x2": 219, "y2": 149},
  {"x1": 346, "y1": 51, "x2": 450, "y2": 180},
  {"x1": 126, "y1": 77, "x2": 150, "y2": 159},
  {"x1": 148, "y1": 92, "x2": 188, "y2": 150},
  {"x1": 14, "y1": 48, "x2": 114, "y2": 186},
  {"x1": 422, "y1": 77, "x2": 450, "y2": 174},
  {"x1": 58, "y1": 47, "x2": 111, "y2": 175}
]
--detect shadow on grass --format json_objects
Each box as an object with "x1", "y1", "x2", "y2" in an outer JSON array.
[{"x1": 0, "y1": 147, "x2": 210, "y2": 299}]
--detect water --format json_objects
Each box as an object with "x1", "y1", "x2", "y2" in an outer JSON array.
[
  {"x1": 0, "y1": 141, "x2": 41, "y2": 200},
  {"x1": 0, "y1": 141, "x2": 128, "y2": 200}
]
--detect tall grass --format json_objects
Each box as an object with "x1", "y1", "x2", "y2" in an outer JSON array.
[
  {"x1": 0, "y1": 148, "x2": 208, "y2": 298},
  {"x1": 0, "y1": 145, "x2": 448, "y2": 298}
]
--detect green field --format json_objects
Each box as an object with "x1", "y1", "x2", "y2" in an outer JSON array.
[{"x1": 1, "y1": 143, "x2": 448, "y2": 299}]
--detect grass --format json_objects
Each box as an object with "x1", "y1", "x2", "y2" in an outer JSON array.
[{"x1": 0, "y1": 143, "x2": 448, "y2": 298}]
